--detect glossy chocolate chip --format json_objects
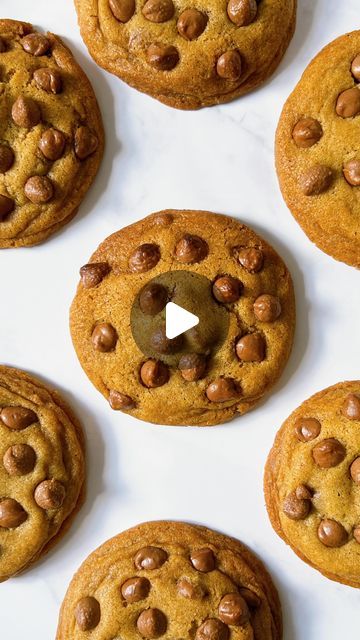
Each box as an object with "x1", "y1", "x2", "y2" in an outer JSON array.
[
  {"x1": 150, "y1": 326, "x2": 183, "y2": 354},
  {"x1": 218, "y1": 593, "x2": 250, "y2": 626},
  {"x1": 80, "y1": 262, "x2": 110, "y2": 288},
  {"x1": 142, "y1": 0, "x2": 175, "y2": 22},
  {"x1": 137, "y1": 608, "x2": 167, "y2": 638},
  {"x1": 350, "y1": 457, "x2": 360, "y2": 484},
  {"x1": 296, "y1": 484, "x2": 313, "y2": 500},
  {"x1": 135, "y1": 546, "x2": 168, "y2": 570},
  {"x1": 92, "y1": 323, "x2": 118, "y2": 352},
  {"x1": 21, "y1": 33, "x2": 50, "y2": 56},
  {"x1": 12, "y1": 96, "x2": 41, "y2": 128},
  {"x1": 336, "y1": 87, "x2": 360, "y2": 118},
  {"x1": 235, "y1": 333, "x2": 265, "y2": 362},
  {"x1": 109, "y1": 0, "x2": 136, "y2": 22},
  {"x1": 239, "y1": 588, "x2": 261, "y2": 609},
  {"x1": 179, "y1": 354, "x2": 207, "y2": 382},
  {"x1": 129, "y1": 244, "x2": 160, "y2": 273},
  {"x1": 206, "y1": 378, "x2": 240, "y2": 403},
  {"x1": 175, "y1": 234, "x2": 208, "y2": 264},
  {"x1": 39, "y1": 128, "x2": 66, "y2": 161},
  {"x1": 153, "y1": 212, "x2": 173, "y2": 226},
  {"x1": 147, "y1": 43, "x2": 179, "y2": 71},
  {"x1": 0, "y1": 194, "x2": 15, "y2": 221},
  {"x1": 282, "y1": 489, "x2": 311, "y2": 520},
  {"x1": 318, "y1": 519, "x2": 348, "y2": 548},
  {"x1": 312, "y1": 438, "x2": 346, "y2": 468},
  {"x1": 33, "y1": 67, "x2": 62, "y2": 94},
  {"x1": 300, "y1": 164, "x2": 334, "y2": 195},
  {"x1": 0, "y1": 37, "x2": 6, "y2": 53},
  {"x1": 139, "y1": 283, "x2": 168, "y2": 315},
  {"x1": 177, "y1": 578, "x2": 207, "y2": 599},
  {"x1": 342, "y1": 393, "x2": 360, "y2": 420},
  {"x1": 351, "y1": 54, "x2": 360, "y2": 82},
  {"x1": 190, "y1": 548, "x2": 215, "y2": 572},
  {"x1": 75, "y1": 596, "x2": 101, "y2": 631},
  {"x1": 216, "y1": 51, "x2": 242, "y2": 80},
  {"x1": 253, "y1": 294, "x2": 281, "y2": 322},
  {"x1": 3, "y1": 444, "x2": 36, "y2": 476},
  {"x1": 227, "y1": 0, "x2": 257, "y2": 26},
  {"x1": 213, "y1": 276, "x2": 243, "y2": 303},
  {"x1": 74, "y1": 126, "x2": 99, "y2": 159},
  {"x1": 294, "y1": 417, "x2": 321, "y2": 442},
  {"x1": 0, "y1": 498, "x2": 27, "y2": 528},
  {"x1": 140, "y1": 360, "x2": 169, "y2": 388},
  {"x1": 196, "y1": 619, "x2": 229, "y2": 640},
  {"x1": 0, "y1": 406, "x2": 37, "y2": 430},
  {"x1": 177, "y1": 9, "x2": 207, "y2": 40},
  {"x1": 34, "y1": 479, "x2": 65, "y2": 509},
  {"x1": 24, "y1": 176, "x2": 54, "y2": 203},
  {"x1": 121, "y1": 577, "x2": 151, "y2": 603},
  {"x1": 292, "y1": 117, "x2": 323, "y2": 148},
  {"x1": 0, "y1": 145, "x2": 14, "y2": 173},
  {"x1": 343, "y1": 159, "x2": 360, "y2": 186},
  {"x1": 109, "y1": 389, "x2": 136, "y2": 411},
  {"x1": 235, "y1": 247, "x2": 263, "y2": 273}
]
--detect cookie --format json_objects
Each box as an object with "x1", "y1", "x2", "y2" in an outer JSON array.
[
  {"x1": 276, "y1": 31, "x2": 360, "y2": 268},
  {"x1": 0, "y1": 19, "x2": 103, "y2": 248},
  {"x1": 74, "y1": 0, "x2": 296, "y2": 110},
  {"x1": 0, "y1": 365, "x2": 85, "y2": 582},
  {"x1": 264, "y1": 381, "x2": 360, "y2": 588},
  {"x1": 56, "y1": 520, "x2": 282, "y2": 640},
  {"x1": 70, "y1": 210, "x2": 295, "y2": 426}
]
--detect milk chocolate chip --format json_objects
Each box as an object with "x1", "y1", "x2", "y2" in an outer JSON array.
[
  {"x1": 177, "y1": 9, "x2": 207, "y2": 40},
  {"x1": 213, "y1": 276, "x2": 243, "y2": 303},
  {"x1": 300, "y1": 164, "x2": 334, "y2": 195},
  {"x1": 121, "y1": 577, "x2": 150, "y2": 603},
  {"x1": 350, "y1": 457, "x2": 360, "y2": 484},
  {"x1": 312, "y1": 438, "x2": 346, "y2": 468},
  {"x1": 109, "y1": 390, "x2": 136, "y2": 410},
  {"x1": 39, "y1": 128, "x2": 66, "y2": 161},
  {"x1": 190, "y1": 548, "x2": 215, "y2": 572},
  {"x1": 147, "y1": 43, "x2": 180, "y2": 71},
  {"x1": 24, "y1": 176, "x2": 54, "y2": 203},
  {"x1": 34, "y1": 479, "x2": 65, "y2": 509},
  {"x1": 135, "y1": 546, "x2": 168, "y2": 570},
  {"x1": 227, "y1": 0, "x2": 257, "y2": 26},
  {"x1": 80, "y1": 262, "x2": 110, "y2": 288},
  {"x1": 142, "y1": 0, "x2": 175, "y2": 23},
  {"x1": 75, "y1": 596, "x2": 101, "y2": 631},
  {"x1": 150, "y1": 326, "x2": 183, "y2": 354},
  {"x1": 139, "y1": 283, "x2": 168, "y2": 315},
  {"x1": 282, "y1": 489, "x2": 311, "y2": 520},
  {"x1": 179, "y1": 354, "x2": 206, "y2": 382},
  {"x1": 336, "y1": 87, "x2": 360, "y2": 118},
  {"x1": 235, "y1": 247, "x2": 263, "y2": 273},
  {"x1": 3, "y1": 444, "x2": 36, "y2": 476},
  {"x1": 351, "y1": 54, "x2": 360, "y2": 82},
  {"x1": 292, "y1": 117, "x2": 323, "y2": 148},
  {"x1": 294, "y1": 417, "x2": 321, "y2": 442},
  {"x1": 0, "y1": 194, "x2": 15, "y2": 220},
  {"x1": 140, "y1": 360, "x2": 169, "y2": 388},
  {"x1": 216, "y1": 51, "x2": 242, "y2": 80},
  {"x1": 342, "y1": 393, "x2": 360, "y2": 420},
  {"x1": 153, "y1": 212, "x2": 173, "y2": 226},
  {"x1": 206, "y1": 378, "x2": 240, "y2": 403},
  {"x1": 33, "y1": 67, "x2": 62, "y2": 94},
  {"x1": 129, "y1": 244, "x2": 160, "y2": 273},
  {"x1": 218, "y1": 593, "x2": 250, "y2": 626},
  {"x1": 109, "y1": 0, "x2": 135, "y2": 21},
  {"x1": 137, "y1": 608, "x2": 167, "y2": 638},
  {"x1": 92, "y1": 323, "x2": 118, "y2": 352},
  {"x1": 235, "y1": 333, "x2": 265, "y2": 362},
  {"x1": 318, "y1": 519, "x2": 348, "y2": 548},
  {"x1": 253, "y1": 294, "x2": 281, "y2": 322},
  {"x1": 196, "y1": 619, "x2": 229, "y2": 640},
  {"x1": 21, "y1": 33, "x2": 50, "y2": 56},
  {"x1": 177, "y1": 578, "x2": 207, "y2": 599},
  {"x1": 0, "y1": 145, "x2": 14, "y2": 173},
  {"x1": 0, "y1": 406, "x2": 37, "y2": 430},
  {"x1": 12, "y1": 96, "x2": 41, "y2": 128},
  {"x1": 0, "y1": 498, "x2": 27, "y2": 528},
  {"x1": 74, "y1": 126, "x2": 99, "y2": 159},
  {"x1": 343, "y1": 159, "x2": 360, "y2": 186},
  {"x1": 175, "y1": 234, "x2": 208, "y2": 264}
]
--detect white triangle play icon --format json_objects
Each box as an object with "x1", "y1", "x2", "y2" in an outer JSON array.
[{"x1": 165, "y1": 302, "x2": 199, "y2": 340}]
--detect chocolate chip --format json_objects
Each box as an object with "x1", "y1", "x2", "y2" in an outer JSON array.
[
  {"x1": 206, "y1": 378, "x2": 240, "y2": 403},
  {"x1": 109, "y1": 0, "x2": 136, "y2": 22},
  {"x1": 21, "y1": 33, "x2": 50, "y2": 56},
  {"x1": 282, "y1": 489, "x2": 311, "y2": 520},
  {"x1": 351, "y1": 54, "x2": 360, "y2": 82},
  {"x1": 177, "y1": 578, "x2": 207, "y2": 599},
  {"x1": 253, "y1": 294, "x2": 281, "y2": 322},
  {"x1": 33, "y1": 67, "x2": 62, "y2": 94},
  {"x1": 39, "y1": 128, "x2": 66, "y2": 161},
  {"x1": 129, "y1": 244, "x2": 160, "y2": 273},
  {"x1": 142, "y1": 0, "x2": 175, "y2": 23},
  {"x1": 0, "y1": 145, "x2": 14, "y2": 173},
  {"x1": 34, "y1": 479, "x2": 65, "y2": 509},
  {"x1": 227, "y1": 0, "x2": 257, "y2": 26},
  {"x1": 292, "y1": 117, "x2": 323, "y2": 148},
  {"x1": 218, "y1": 593, "x2": 250, "y2": 626},
  {"x1": 312, "y1": 438, "x2": 346, "y2": 468},
  {"x1": 0, "y1": 406, "x2": 37, "y2": 430},
  {"x1": 74, "y1": 126, "x2": 99, "y2": 159},
  {"x1": 139, "y1": 283, "x2": 168, "y2": 315},
  {"x1": 12, "y1": 96, "x2": 41, "y2": 128},
  {"x1": 109, "y1": 389, "x2": 136, "y2": 410},
  {"x1": 336, "y1": 87, "x2": 360, "y2": 118},
  {"x1": 294, "y1": 417, "x2": 321, "y2": 442},
  {"x1": 0, "y1": 37, "x2": 6, "y2": 53},
  {"x1": 3, "y1": 444, "x2": 36, "y2": 476},
  {"x1": 216, "y1": 51, "x2": 242, "y2": 80},
  {"x1": 300, "y1": 164, "x2": 334, "y2": 195},
  {"x1": 80, "y1": 262, "x2": 110, "y2": 288},
  {"x1": 24, "y1": 175, "x2": 54, "y2": 204},
  {"x1": 235, "y1": 247, "x2": 263, "y2": 273},
  {"x1": 350, "y1": 457, "x2": 360, "y2": 484},
  {"x1": 121, "y1": 577, "x2": 150, "y2": 603},
  {"x1": 150, "y1": 326, "x2": 183, "y2": 354},
  {"x1": 0, "y1": 498, "x2": 27, "y2": 528},
  {"x1": 235, "y1": 333, "x2": 265, "y2": 362},
  {"x1": 75, "y1": 596, "x2": 101, "y2": 631},
  {"x1": 92, "y1": 322, "x2": 118, "y2": 352},
  {"x1": 239, "y1": 588, "x2": 261, "y2": 609},
  {"x1": 318, "y1": 519, "x2": 348, "y2": 548},
  {"x1": 196, "y1": 619, "x2": 229, "y2": 640},
  {"x1": 190, "y1": 548, "x2": 215, "y2": 572},
  {"x1": 295, "y1": 484, "x2": 313, "y2": 500},
  {"x1": 147, "y1": 43, "x2": 179, "y2": 71},
  {"x1": 135, "y1": 546, "x2": 168, "y2": 570},
  {"x1": 343, "y1": 159, "x2": 360, "y2": 186},
  {"x1": 342, "y1": 393, "x2": 360, "y2": 420},
  {"x1": 137, "y1": 608, "x2": 167, "y2": 638},
  {"x1": 175, "y1": 234, "x2": 208, "y2": 264},
  {"x1": 153, "y1": 212, "x2": 173, "y2": 226},
  {"x1": 213, "y1": 276, "x2": 243, "y2": 303},
  {"x1": 140, "y1": 360, "x2": 169, "y2": 388},
  {"x1": 0, "y1": 194, "x2": 15, "y2": 221},
  {"x1": 179, "y1": 354, "x2": 207, "y2": 382},
  {"x1": 177, "y1": 9, "x2": 207, "y2": 40}
]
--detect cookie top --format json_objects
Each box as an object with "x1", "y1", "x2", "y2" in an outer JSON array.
[
  {"x1": 56, "y1": 520, "x2": 282, "y2": 640},
  {"x1": 74, "y1": 0, "x2": 296, "y2": 110},
  {"x1": 70, "y1": 210, "x2": 295, "y2": 426},
  {"x1": 0, "y1": 365, "x2": 85, "y2": 582},
  {"x1": 276, "y1": 30, "x2": 360, "y2": 268},
  {"x1": 0, "y1": 19, "x2": 103, "y2": 248},
  {"x1": 264, "y1": 381, "x2": 360, "y2": 588}
]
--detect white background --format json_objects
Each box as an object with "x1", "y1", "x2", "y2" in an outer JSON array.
[{"x1": 1, "y1": 0, "x2": 360, "y2": 638}]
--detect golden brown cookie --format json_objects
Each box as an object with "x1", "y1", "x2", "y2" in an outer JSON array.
[
  {"x1": 0, "y1": 19, "x2": 103, "y2": 248},
  {"x1": 0, "y1": 365, "x2": 85, "y2": 582},
  {"x1": 74, "y1": 0, "x2": 296, "y2": 110},
  {"x1": 56, "y1": 520, "x2": 282, "y2": 640},
  {"x1": 264, "y1": 381, "x2": 360, "y2": 588},
  {"x1": 70, "y1": 210, "x2": 295, "y2": 426},
  {"x1": 276, "y1": 31, "x2": 360, "y2": 268}
]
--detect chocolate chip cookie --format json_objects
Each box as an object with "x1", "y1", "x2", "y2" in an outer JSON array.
[
  {"x1": 0, "y1": 365, "x2": 85, "y2": 581},
  {"x1": 264, "y1": 381, "x2": 360, "y2": 588},
  {"x1": 70, "y1": 210, "x2": 295, "y2": 426},
  {"x1": 0, "y1": 19, "x2": 103, "y2": 248},
  {"x1": 74, "y1": 0, "x2": 296, "y2": 110},
  {"x1": 56, "y1": 520, "x2": 282, "y2": 640},
  {"x1": 276, "y1": 30, "x2": 360, "y2": 268}
]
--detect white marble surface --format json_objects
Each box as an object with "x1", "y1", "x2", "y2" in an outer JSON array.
[{"x1": 1, "y1": 0, "x2": 360, "y2": 638}]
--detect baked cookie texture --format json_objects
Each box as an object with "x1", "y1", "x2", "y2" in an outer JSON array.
[
  {"x1": 265, "y1": 381, "x2": 360, "y2": 588},
  {"x1": 70, "y1": 210, "x2": 295, "y2": 427},
  {"x1": 0, "y1": 19, "x2": 104, "y2": 248},
  {"x1": 74, "y1": 0, "x2": 296, "y2": 110},
  {"x1": 56, "y1": 520, "x2": 282, "y2": 640},
  {"x1": 0, "y1": 365, "x2": 85, "y2": 582},
  {"x1": 276, "y1": 31, "x2": 360, "y2": 268}
]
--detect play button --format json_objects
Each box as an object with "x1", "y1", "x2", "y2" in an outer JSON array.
[{"x1": 165, "y1": 302, "x2": 199, "y2": 340}]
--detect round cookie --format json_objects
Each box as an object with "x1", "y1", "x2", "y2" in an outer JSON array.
[
  {"x1": 264, "y1": 381, "x2": 360, "y2": 588},
  {"x1": 74, "y1": 0, "x2": 296, "y2": 110},
  {"x1": 56, "y1": 520, "x2": 282, "y2": 640},
  {"x1": 0, "y1": 19, "x2": 103, "y2": 248},
  {"x1": 0, "y1": 365, "x2": 85, "y2": 582},
  {"x1": 70, "y1": 209, "x2": 295, "y2": 426},
  {"x1": 276, "y1": 31, "x2": 360, "y2": 268}
]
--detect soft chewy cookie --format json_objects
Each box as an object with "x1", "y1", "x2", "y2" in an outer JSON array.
[
  {"x1": 56, "y1": 520, "x2": 282, "y2": 640},
  {"x1": 0, "y1": 365, "x2": 85, "y2": 582},
  {"x1": 74, "y1": 0, "x2": 296, "y2": 110},
  {"x1": 276, "y1": 31, "x2": 360, "y2": 268},
  {"x1": 265, "y1": 381, "x2": 360, "y2": 588},
  {"x1": 70, "y1": 210, "x2": 295, "y2": 426},
  {"x1": 0, "y1": 19, "x2": 103, "y2": 248}
]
